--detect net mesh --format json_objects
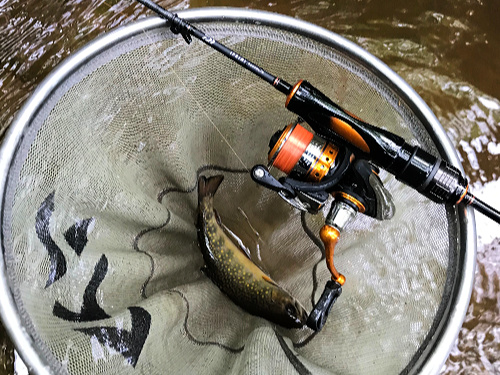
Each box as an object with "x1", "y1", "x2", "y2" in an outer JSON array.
[{"x1": 1, "y1": 19, "x2": 459, "y2": 375}]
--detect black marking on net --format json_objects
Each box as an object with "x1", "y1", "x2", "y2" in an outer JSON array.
[
  {"x1": 172, "y1": 289, "x2": 244, "y2": 353},
  {"x1": 275, "y1": 331, "x2": 312, "y2": 375},
  {"x1": 53, "y1": 254, "x2": 111, "y2": 322},
  {"x1": 75, "y1": 306, "x2": 151, "y2": 368},
  {"x1": 35, "y1": 191, "x2": 67, "y2": 288},
  {"x1": 64, "y1": 217, "x2": 95, "y2": 256}
]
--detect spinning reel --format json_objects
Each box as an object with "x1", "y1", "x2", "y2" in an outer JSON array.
[
  {"x1": 251, "y1": 121, "x2": 396, "y2": 331},
  {"x1": 249, "y1": 81, "x2": 500, "y2": 331}
]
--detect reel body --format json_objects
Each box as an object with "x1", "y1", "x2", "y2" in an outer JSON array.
[{"x1": 252, "y1": 122, "x2": 396, "y2": 330}]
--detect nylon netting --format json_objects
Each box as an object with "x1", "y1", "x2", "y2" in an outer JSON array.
[{"x1": 2, "y1": 20, "x2": 458, "y2": 375}]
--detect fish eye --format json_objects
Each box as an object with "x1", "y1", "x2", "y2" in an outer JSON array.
[{"x1": 285, "y1": 303, "x2": 297, "y2": 317}]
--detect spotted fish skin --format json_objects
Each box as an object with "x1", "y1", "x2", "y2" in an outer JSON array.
[{"x1": 196, "y1": 175, "x2": 308, "y2": 329}]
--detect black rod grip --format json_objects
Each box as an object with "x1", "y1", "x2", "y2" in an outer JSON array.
[{"x1": 285, "y1": 80, "x2": 469, "y2": 204}]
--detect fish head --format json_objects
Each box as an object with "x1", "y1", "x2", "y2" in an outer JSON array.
[{"x1": 270, "y1": 289, "x2": 309, "y2": 329}]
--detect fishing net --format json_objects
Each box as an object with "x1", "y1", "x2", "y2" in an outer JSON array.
[{"x1": 0, "y1": 9, "x2": 474, "y2": 375}]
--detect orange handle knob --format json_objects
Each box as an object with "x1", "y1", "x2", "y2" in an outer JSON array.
[{"x1": 320, "y1": 225, "x2": 345, "y2": 286}]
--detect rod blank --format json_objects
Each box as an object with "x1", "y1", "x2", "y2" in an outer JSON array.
[
  {"x1": 135, "y1": 0, "x2": 292, "y2": 93},
  {"x1": 466, "y1": 193, "x2": 500, "y2": 224}
]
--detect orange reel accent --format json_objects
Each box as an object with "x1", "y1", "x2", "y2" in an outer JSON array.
[
  {"x1": 332, "y1": 192, "x2": 366, "y2": 214},
  {"x1": 285, "y1": 80, "x2": 303, "y2": 108},
  {"x1": 306, "y1": 142, "x2": 339, "y2": 182},
  {"x1": 329, "y1": 117, "x2": 370, "y2": 154},
  {"x1": 319, "y1": 225, "x2": 345, "y2": 285},
  {"x1": 456, "y1": 184, "x2": 469, "y2": 204},
  {"x1": 269, "y1": 124, "x2": 313, "y2": 174},
  {"x1": 268, "y1": 123, "x2": 294, "y2": 164}
]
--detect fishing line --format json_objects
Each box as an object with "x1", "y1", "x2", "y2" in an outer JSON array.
[{"x1": 101, "y1": 0, "x2": 250, "y2": 171}]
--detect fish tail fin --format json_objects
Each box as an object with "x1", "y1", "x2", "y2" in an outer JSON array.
[{"x1": 198, "y1": 175, "x2": 224, "y2": 201}]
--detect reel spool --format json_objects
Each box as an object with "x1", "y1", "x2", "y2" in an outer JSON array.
[
  {"x1": 268, "y1": 123, "x2": 342, "y2": 182},
  {"x1": 0, "y1": 8, "x2": 475, "y2": 375}
]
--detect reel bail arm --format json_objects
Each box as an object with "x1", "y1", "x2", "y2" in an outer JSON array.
[{"x1": 251, "y1": 165, "x2": 330, "y2": 214}]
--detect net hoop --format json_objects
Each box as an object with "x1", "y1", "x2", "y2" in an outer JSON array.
[{"x1": 0, "y1": 8, "x2": 476, "y2": 375}]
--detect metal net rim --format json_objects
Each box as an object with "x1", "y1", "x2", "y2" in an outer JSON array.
[{"x1": 0, "y1": 7, "x2": 476, "y2": 375}]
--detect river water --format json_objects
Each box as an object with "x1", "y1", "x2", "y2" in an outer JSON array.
[{"x1": 0, "y1": 0, "x2": 499, "y2": 374}]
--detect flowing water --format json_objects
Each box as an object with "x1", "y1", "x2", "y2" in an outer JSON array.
[{"x1": 0, "y1": 0, "x2": 499, "y2": 374}]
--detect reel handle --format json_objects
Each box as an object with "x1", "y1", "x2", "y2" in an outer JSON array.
[
  {"x1": 320, "y1": 225, "x2": 345, "y2": 285},
  {"x1": 307, "y1": 280, "x2": 342, "y2": 331}
]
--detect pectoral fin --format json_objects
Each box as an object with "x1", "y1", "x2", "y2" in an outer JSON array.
[{"x1": 262, "y1": 274, "x2": 280, "y2": 287}]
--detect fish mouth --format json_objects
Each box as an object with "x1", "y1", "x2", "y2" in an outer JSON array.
[
  {"x1": 297, "y1": 307, "x2": 309, "y2": 326},
  {"x1": 288, "y1": 302, "x2": 309, "y2": 328}
]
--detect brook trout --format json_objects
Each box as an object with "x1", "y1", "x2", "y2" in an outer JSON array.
[{"x1": 197, "y1": 175, "x2": 308, "y2": 329}]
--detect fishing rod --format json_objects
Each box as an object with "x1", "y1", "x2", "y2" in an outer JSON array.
[
  {"x1": 136, "y1": 0, "x2": 500, "y2": 225},
  {"x1": 136, "y1": 0, "x2": 500, "y2": 331}
]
